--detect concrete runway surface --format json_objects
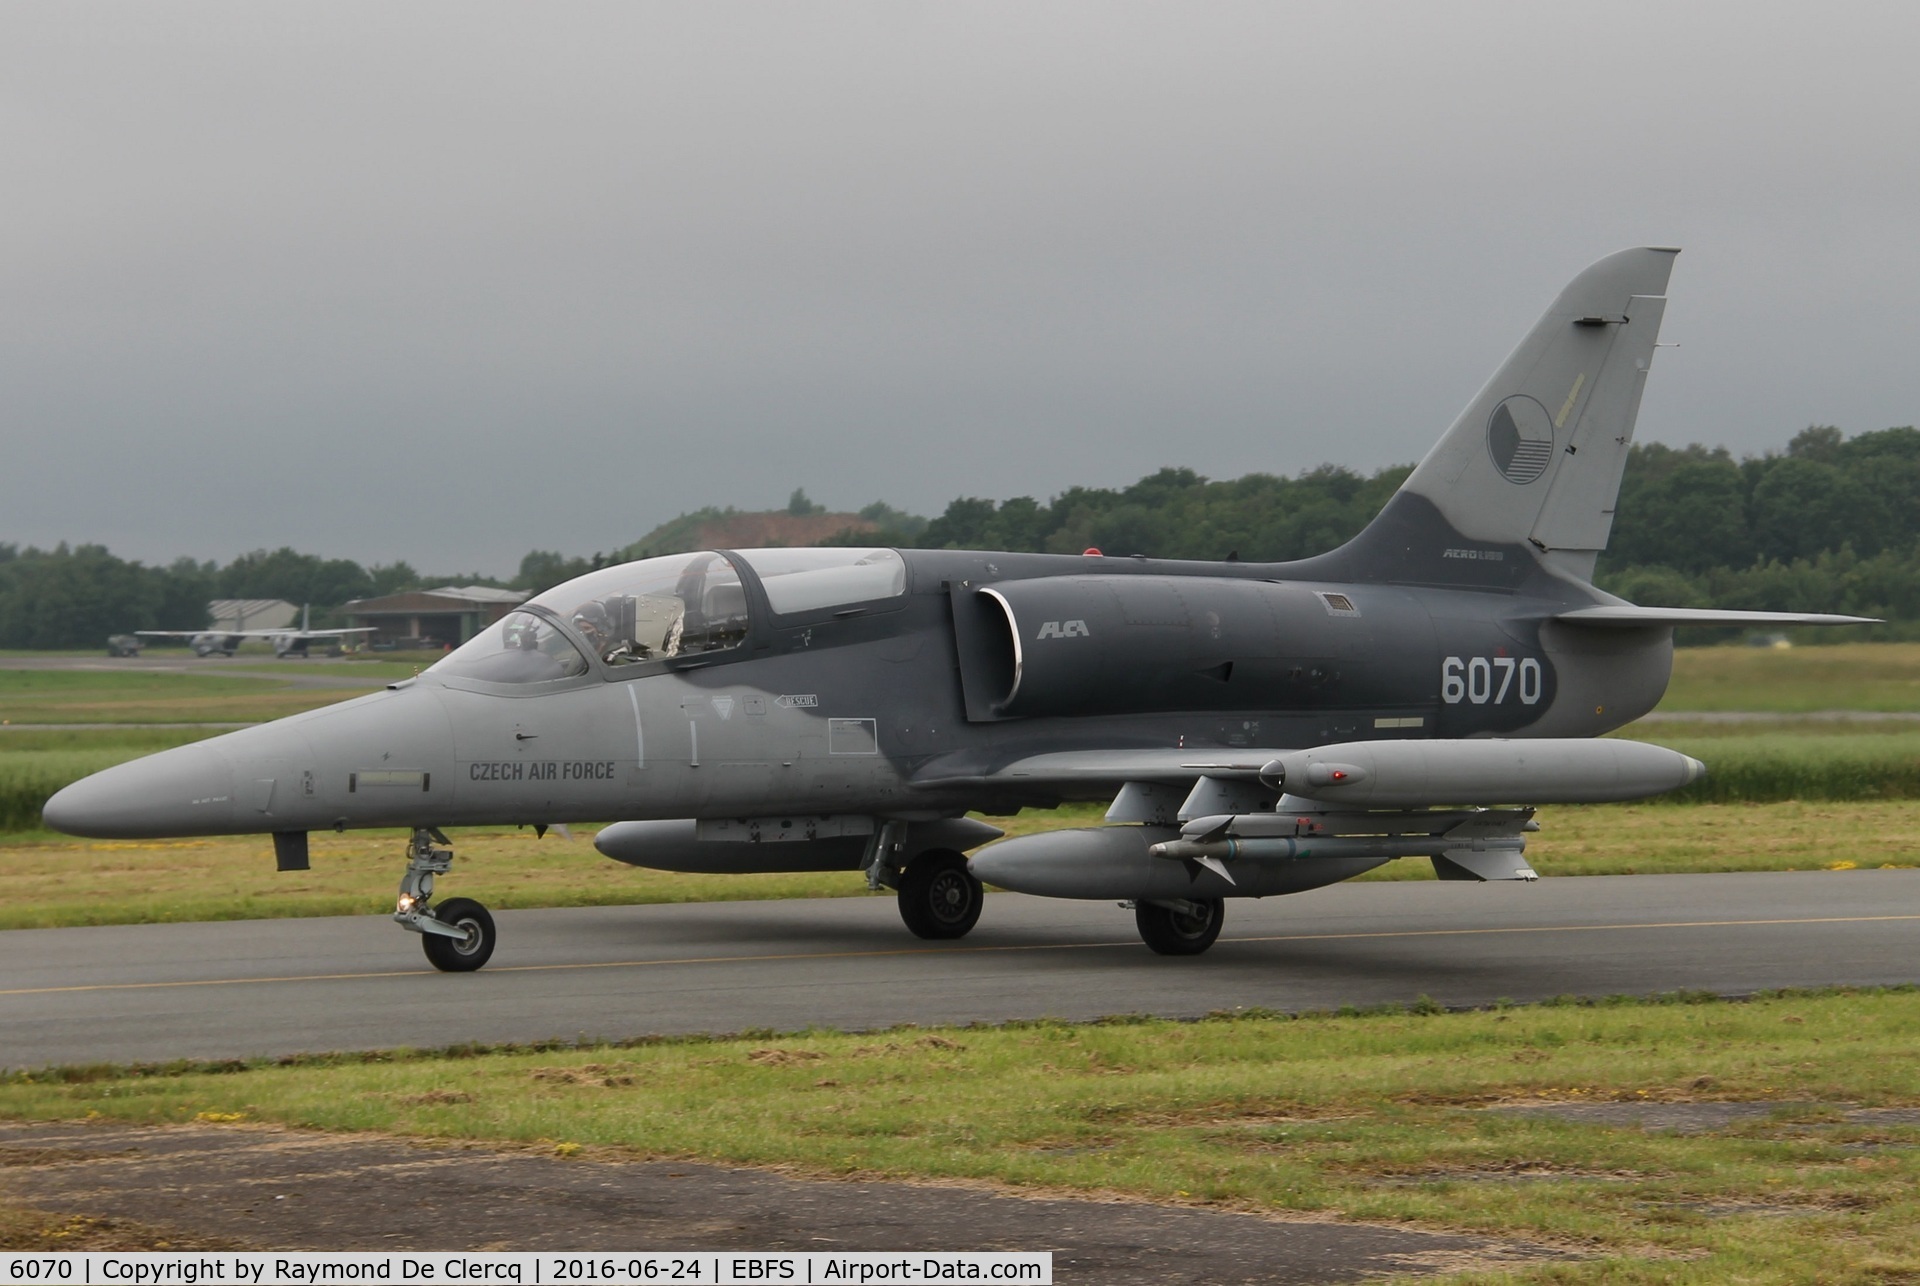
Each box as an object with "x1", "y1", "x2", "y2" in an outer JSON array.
[{"x1": 4, "y1": 870, "x2": 1916, "y2": 1070}]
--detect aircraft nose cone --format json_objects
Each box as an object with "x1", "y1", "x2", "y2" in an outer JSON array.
[{"x1": 42, "y1": 742, "x2": 238, "y2": 839}]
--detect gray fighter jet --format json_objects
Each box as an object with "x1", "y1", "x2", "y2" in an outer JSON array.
[{"x1": 45, "y1": 248, "x2": 1874, "y2": 970}]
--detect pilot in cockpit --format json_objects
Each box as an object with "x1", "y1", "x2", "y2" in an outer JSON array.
[
  {"x1": 573, "y1": 598, "x2": 653, "y2": 665},
  {"x1": 569, "y1": 601, "x2": 617, "y2": 662}
]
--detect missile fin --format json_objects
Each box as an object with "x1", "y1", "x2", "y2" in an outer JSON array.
[
  {"x1": 1181, "y1": 813, "x2": 1235, "y2": 842},
  {"x1": 1194, "y1": 854, "x2": 1237, "y2": 885}
]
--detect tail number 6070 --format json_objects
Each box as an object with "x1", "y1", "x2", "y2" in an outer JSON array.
[{"x1": 1442, "y1": 655, "x2": 1542, "y2": 705}]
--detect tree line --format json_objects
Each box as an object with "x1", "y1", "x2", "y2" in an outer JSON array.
[
  {"x1": 0, "y1": 547, "x2": 433, "y2": 649},
  {"x1": 2, "y1": 424, "x2": 1914, "y2": 648},
  {"x1": 859, "y1": 423, "x2": 1920, "y2": 626}
]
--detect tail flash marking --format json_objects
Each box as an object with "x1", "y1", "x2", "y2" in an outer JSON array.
[{"x1": 1553, "y1": 373, "x2": 1587, "y2": 429}]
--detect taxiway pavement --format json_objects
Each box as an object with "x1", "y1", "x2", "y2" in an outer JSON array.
[{"x1": 3, "y1": 870, "x2": 1915, "y2": 1070}]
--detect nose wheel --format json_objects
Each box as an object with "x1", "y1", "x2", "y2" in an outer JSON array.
[
  {"x1": 419, "y1": 897, "x2": 496, "y2": 972},
  {"x1": 394, "y1": 828, "x2": 498, "y2": 971}
]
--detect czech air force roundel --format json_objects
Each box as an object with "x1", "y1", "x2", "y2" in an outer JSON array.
[{"x1": 1485, "y1": 395, "x2": 1555, "y2": 484}]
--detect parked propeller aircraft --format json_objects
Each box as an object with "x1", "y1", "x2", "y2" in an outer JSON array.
[
  {"x1": 139, "y1": 605, "x2": 373, "y2": 658},
  {"x1": 48, "y1": 248, "x2": 1874, "y2": 970}
]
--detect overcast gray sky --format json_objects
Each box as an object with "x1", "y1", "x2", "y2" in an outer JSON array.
[{"x1": 4, "y1": 2, "x2": 1916, "y2": 575}]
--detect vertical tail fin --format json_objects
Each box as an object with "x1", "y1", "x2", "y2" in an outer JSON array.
[{"x1": 1324, "y1": 247, "x2": 1676, "y2": 588}]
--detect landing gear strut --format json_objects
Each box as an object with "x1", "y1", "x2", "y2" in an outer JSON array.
[{"x1": 394, "y1": 828, "x2": 497, "y2": 971}]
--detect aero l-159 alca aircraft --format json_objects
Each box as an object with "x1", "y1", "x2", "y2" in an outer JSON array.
[{"x1": 47, "y1": 248, "x2": 1874, "y2": 970}]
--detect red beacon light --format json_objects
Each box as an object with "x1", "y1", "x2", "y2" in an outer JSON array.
[{"x1": 1082, "y1": 547, "x2": 1102, "y2": 556}]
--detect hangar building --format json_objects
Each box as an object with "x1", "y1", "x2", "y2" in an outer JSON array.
[{"x1": 343, "y1": 585, "x2": 526, "y2": 649}]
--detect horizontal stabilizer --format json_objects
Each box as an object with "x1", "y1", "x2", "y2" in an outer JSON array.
[{"x1": 1553, "y1": 607, "x2": 1879, "y2": 629}]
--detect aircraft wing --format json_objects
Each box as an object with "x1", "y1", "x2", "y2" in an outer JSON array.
[
  {"x1": 912, "y1": 748, "x2": 1292, "y2": 789},
  {"x1": 1552, "y1": 607, "x2": 1879, "y2": 628}
]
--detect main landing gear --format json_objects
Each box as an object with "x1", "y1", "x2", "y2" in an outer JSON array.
[
  {"x1": 394, "y1": 827, "x2": 497, "y2": 972},
  {"x1": 897, "y1": 849, "x2": 984, "y2": 939},
  {"x1": 865, "y1": 823, "x2": 984, "y2": 940},
  {"x1": 1133, "y1": 897, "x2": 1225, "y2": 956}
]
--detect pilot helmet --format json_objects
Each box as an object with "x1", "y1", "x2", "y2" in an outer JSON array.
[{"x1": 570, "y1": 600, "x2": 612, "y2": 644}]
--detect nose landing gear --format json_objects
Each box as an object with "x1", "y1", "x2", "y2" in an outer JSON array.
[{"x1": 394, "y1": 827, "x2": 497, "y2": 971}]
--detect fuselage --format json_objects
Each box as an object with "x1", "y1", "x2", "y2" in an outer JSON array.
[{"x1": 43, "y1": 544, "x2": 1673, "y2": 842}]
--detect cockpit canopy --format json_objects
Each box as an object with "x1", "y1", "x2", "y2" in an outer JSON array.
[
  {"x1": 428, "y1": 547, "x2": 905, "y2": 684},
  {"x1": 429, "y1": 610, "x2": 590, "y2": 685},
  {"x1": 541, "y1": 551, "x2": 751, "y2": 667},
  {"x1": 737, "y1": 547, "x2": 905, "y2": 614}
]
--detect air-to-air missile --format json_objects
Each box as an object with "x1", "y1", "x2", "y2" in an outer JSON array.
[{"x1": 45, "y1": 248, "x2": 1874, "y2": 968}]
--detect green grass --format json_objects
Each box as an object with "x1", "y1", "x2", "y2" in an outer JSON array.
[
  {"x1": 1640, "y1": 730, "x2": 1920, "y2": 804},
  {"x1": 0, "y1": 825, "x2": 885, "y2": 930},
  {"x1": 1, "y1": 800, "x2": 1912, "y2": 929},
  {"x1": 219, "y1": 658, "x2": 437, "y2": 682},
  {"x1": 6, "y1": 990, "x2": 1919, "y2": 1282},
  {"x1": 1659, "y1": 642, "x2": 1920, "y2": 713},
  {"x1": 0, "y1": 728, "x2": 218, "y2": 834},
  {"x1": 0, "y1": 668, "x2": 380, "y2": 724}
]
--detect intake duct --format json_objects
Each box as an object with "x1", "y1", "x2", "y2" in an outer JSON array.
[{"x1": 948, "y1": 574, "x2": 1430, "y2": 721}]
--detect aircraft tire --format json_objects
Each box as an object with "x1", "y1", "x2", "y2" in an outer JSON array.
[
  {"x1": 897, "y1": 850, "x2": 982, "y2": 940},
  {"x1": 1135, "y1": 898, "x2": 1224, "y2": 956},
  {"x1": 421, "y1": 897, "x2": 496, "y2": 972}
]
